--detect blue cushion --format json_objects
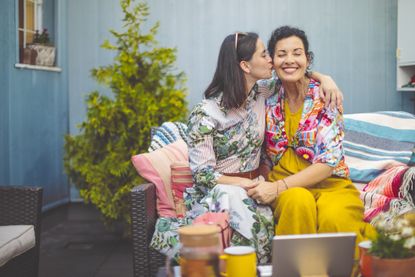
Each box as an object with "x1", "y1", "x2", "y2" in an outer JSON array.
[
  {"x1": 344, "y1": 111, "x2": 415, "y2": 183},
  {"x1": 148, "y1": 122, "x2": 188, "y2": 152}
]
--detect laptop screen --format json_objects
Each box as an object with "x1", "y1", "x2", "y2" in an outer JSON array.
[{"x1": 269, "y1": 233, "x2": 356, "y2": 277}]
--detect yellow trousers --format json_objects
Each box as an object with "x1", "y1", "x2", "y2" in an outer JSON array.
[
  {"x1": 273, "y1": 185, "x2": 376, "y2": 258},
  {"x1": 269, "y1": 102, "x2": 376, "y2": 259}
]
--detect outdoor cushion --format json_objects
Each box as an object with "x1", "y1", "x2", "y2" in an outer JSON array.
[
  {"x1": 170, "y1": 161, "x2": 193, "y2": 217},
  {"x1": 148, "y1": 122, "x2": 188, "y2": 152},
  {"x1": 131, "y1": 139, "x2": 189, "y2": 217},
  {"x1": 0, "y1": 225, "x2": 35, "y2": 267},
  {"x1": 344, "y1": 111, "x2": 415, "y2": 183},
  {"x1": 361, "y1": 165, "x2": 412, "y2": 223}
]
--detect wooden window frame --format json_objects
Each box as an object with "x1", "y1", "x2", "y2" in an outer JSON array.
[
  {"x1": 18, "y1": 0, "x2": 43, "y2": 50},
  {"x1": 16, "y1": 0, "x2": 61, "y2": 72}
]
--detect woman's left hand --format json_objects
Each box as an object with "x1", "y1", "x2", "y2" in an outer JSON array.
[
  {"x1": 319, "y1": 75, "x2": 344, "y2": 110},
  {"x1": 247, "y1": 181, "x2": 279, "y2": 205}
]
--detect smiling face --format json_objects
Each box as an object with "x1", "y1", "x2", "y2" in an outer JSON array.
[
  {"x1": 273, "y1": 35, "x2": 309, "y2": 83},
  {"x1": 244, "y1": 39, "x2": 273, "y2": 81}
]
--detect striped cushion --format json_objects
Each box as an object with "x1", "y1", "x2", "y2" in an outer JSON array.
[
  {"x1": 148, "y1": 122, "x2": 188, "y2": 152},
  {"x1": 171, "y1": 161, "x2": 193, "y2": 218},
  {"x1": 344, "y1": 111, "x2": 415, "y2": 183}
]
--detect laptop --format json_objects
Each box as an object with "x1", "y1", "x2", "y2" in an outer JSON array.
[{"x1": 258, "y1": 232, "x2": 356, "y2": 277}]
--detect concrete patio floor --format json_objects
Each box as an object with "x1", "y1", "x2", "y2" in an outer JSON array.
[{"x1": 39, "y1": 203, "x2": 133, "y2": 277}]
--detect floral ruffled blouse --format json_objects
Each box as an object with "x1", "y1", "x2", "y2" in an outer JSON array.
[
  {"x1": 187, "y1": 82, "x2": 273, "y2": 192},
  {"x1": 264, "y1": 78, "x2": 349, "y2": 177}
]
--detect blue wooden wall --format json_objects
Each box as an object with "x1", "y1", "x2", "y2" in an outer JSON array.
[
  {"x1": 0, "y1": 0, "x2": 69, "y2": 210},
  {"x1": 1, "y1": 0, "x2": 413, "y2": 208},
  {"x1": 67, "y1": 0, "x2": 124, "y2": 200},
  {"x1": 143, "y1": 0, "x2": 413, "y2": 114},
  {"x1": 68, "y1": 0, "x2": 413, "y2": 142}
]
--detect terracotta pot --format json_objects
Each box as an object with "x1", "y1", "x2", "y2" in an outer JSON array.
[
  {"x1": 371, "y1": 256, "x2": 415, "y2": 277},
  {"x1": 358, "y1": 240, "x2": 372, "y2": 277}
]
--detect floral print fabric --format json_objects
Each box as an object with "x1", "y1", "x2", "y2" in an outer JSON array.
[
  {"x1": 150, "y1": 81, "x2": 276, "y2": 264},
  {"x1": 186, "y1": 83, "x2": 269, "y2": 190},
  {"x1": 150, "y1": 184, "x2": 274, "y2": 263},
  {"x1": 264, "y1": 78, "x2": 349, "y2": 177}
]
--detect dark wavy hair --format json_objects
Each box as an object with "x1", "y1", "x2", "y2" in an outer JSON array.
[
  {"x1": 267, "y1": 25, "x2": 314, "y2": 71},
  {"x1": 204, "y1": 32, "x2": 259, "y2": 109}
]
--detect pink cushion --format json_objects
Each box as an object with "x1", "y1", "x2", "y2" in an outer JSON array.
[
  {"x1": 171, "y1": 161, "x2": 193, "y2": 217},
  {"x1": 131, "y1": 140, "x2": 189, "y2": 217}
]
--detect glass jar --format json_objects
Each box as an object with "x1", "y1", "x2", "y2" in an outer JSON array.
[{"x1": 178, "y1": 224, "x2": 222, "y2": 277}]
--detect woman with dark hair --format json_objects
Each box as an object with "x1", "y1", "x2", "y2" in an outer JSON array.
[
  {"x1": 181, "y1": 32, "x2": 276, "y2": 263},
  {"x1": 150, "y1": 31, "x2": 344, "y2": 263},
  {"x1": 247, "y1": 26, "x2": 374, "y2": 257}
]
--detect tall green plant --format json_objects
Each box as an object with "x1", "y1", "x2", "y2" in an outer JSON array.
[{"x1": 64, "y1": 0, "x2": 188, "y2": 232}]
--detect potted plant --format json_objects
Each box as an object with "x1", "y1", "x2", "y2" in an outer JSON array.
[
  {"x1": 367, "y1": 212, "x2": 415, "y2": 276},
  {"x1": 29, "y1": 28, "x2": 56, "y2": 66}
]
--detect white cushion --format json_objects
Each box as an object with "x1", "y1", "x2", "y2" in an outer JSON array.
[{"x1": 0, "y1": 225, "x2": 35, "y2": 267}]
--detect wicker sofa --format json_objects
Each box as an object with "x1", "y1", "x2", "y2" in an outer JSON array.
[
  {"x1": 131, "y1": 112, "x2": 415, "y2": 277},
  {"x1": 131, "y1": 183, "x2": 165, "y2": 277},
  {"x1": 0, "y1": 186, "x2": 43, "y2": 277}
]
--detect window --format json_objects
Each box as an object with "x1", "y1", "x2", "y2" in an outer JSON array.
[
  {"x1": 18, "y1": 0, "x2": 43, "y2": 64},
  {"x1": 17, "y1": 0, "x2": 58, "y2": 70}
]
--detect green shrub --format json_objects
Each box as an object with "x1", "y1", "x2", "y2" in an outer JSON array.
[{"x1": 64, "y1": 0, "x2": 188, "y2": 234}]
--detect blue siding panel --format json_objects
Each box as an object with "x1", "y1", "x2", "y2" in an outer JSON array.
[
  {"x1": 65, "y1": 0, "x2": 411, "y2": 200},
  {"x1": 0, "y1": 0, "x2": 69, "y2": 209},
  {"x1": 1, "y1": 0, "x2": 413, "y2": 209},
  {"x1": 67, "y1": 0, "x2": 410, "y2": 151},
  {"x1": 0, "y1": 0, "x2": 13, "y2": 185}
]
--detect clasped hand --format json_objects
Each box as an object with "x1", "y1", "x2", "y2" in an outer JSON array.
[
  {"x1": 247, "y1": 180, "x2": 277, "y2": 205},
  {"x1": 237, "y1": 177, "x2": 287, "y2": 205}
]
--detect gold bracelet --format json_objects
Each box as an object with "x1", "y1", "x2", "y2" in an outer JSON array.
[{"x1": 281, "y1": 179, "x2": 289, "y2": 190}]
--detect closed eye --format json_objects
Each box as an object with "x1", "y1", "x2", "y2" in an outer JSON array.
[{"x1": 293, "y1": 49, "x2": 304, "y2": 55}]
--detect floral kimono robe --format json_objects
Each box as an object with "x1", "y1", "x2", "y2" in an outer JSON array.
[{"x1": 264, "y1": 78, "x2": 349, "y2": 177}]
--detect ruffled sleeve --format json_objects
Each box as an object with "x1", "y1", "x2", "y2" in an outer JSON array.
[{"x1": 187, "y1": 103, "x2": 223, "y2": 190}]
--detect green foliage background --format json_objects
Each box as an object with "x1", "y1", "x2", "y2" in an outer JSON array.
[{"x1": 64, "y1": 0, "x2": 188, "y2": 232}]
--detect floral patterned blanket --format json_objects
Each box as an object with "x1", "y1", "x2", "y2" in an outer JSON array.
[{"x1": 150, "y1": 182, "x2": 275, "y2": 264}]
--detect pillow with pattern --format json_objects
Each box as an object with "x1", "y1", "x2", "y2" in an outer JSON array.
[
  {"x1": 344, "y1": 111, "x2": 415, "y2": 183},
  {"x1": 131, "y1": 139, "x2": 188, "y2": 217},
  {"x1": 170, "y1": 161, "x2": 193, "y2": 217}
]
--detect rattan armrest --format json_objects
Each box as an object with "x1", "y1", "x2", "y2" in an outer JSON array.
[
  {"x1": 131, "y1": 183, "x2": 157, "y2": 276},
  {"x1": 0, "y1": 186, "x2": 43, "y2": 277},
  {"x1": 131, "y1": 182, "x2": 167, "y2": 277}
]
